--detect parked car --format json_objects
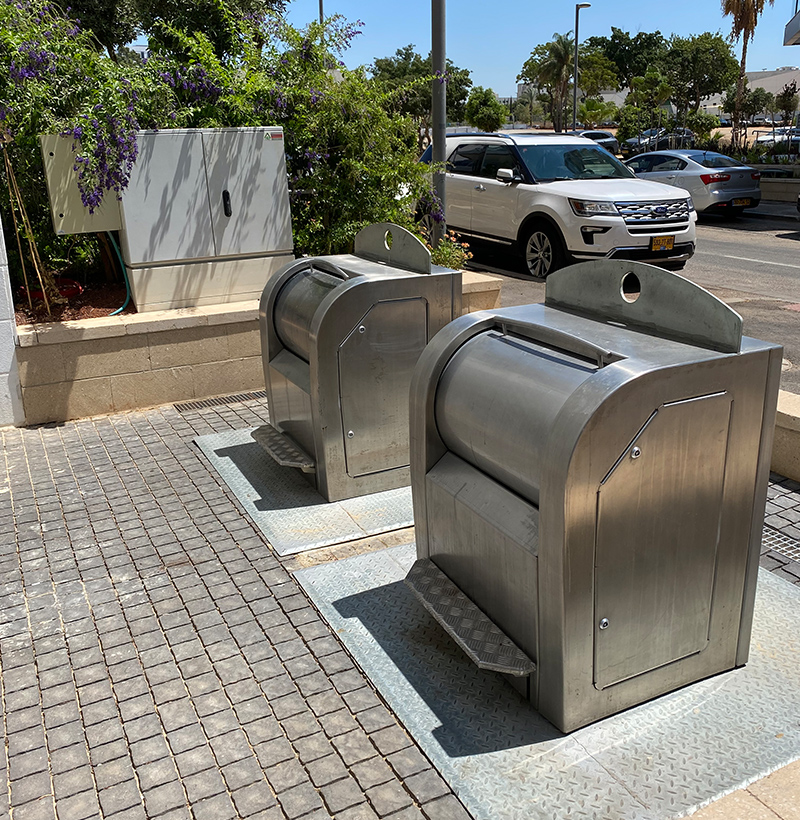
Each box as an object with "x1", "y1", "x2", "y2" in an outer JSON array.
[
  {"x1": 566, "y1": 129, "x2": 619, "y2": 155},
  {"x1": 753, "y1": 127, "x2": 799, "y2": 147},
  {"x1": 624, "y1": 150, "x2": 761, "y2": 214},
  {"x1": 621, "y1": 128, "x2": 695, "y2": 158},
  {"x1": 420, "y1": 133, "x2": 696, "y2": 277},
  {"x1": 621, "y1": 128, "x2": 666, "y2": 158},
  {"x1": 797, "y1": 191, "x2": 800, "y2": 220}
]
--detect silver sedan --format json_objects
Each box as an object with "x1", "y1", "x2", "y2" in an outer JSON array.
[{"x1": 624, "y1": 150, "x2": 761, "y2": 214}]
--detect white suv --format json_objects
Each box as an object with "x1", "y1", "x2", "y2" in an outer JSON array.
[{"x1": 422, "y1": 133, "x2": 697, "y2": 277}]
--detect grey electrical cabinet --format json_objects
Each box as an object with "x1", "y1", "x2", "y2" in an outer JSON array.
[
  {"x1": 40, "y1": 134, "x2": 123, "y2": 236},
  {"x1": 119, "y1": 127, "x2": 294, "y2": 312},
  {"x1": 41, "y1": 127, "x2": 295, "y2": 313}
]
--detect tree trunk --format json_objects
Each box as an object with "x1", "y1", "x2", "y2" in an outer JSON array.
[{"x1": 732, "y1": 34, "x2": 749, "y2": 153}]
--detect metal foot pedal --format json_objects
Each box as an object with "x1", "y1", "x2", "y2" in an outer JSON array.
[
  {"x1": 252, "y1": 425, "x2": 315, "y2": 473},
  {"x1": 404, "y1": 558, "x2": 536, "y2": 677}
]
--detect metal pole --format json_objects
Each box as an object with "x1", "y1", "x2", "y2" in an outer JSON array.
[
  {"x1": 319, "y1": 0, "x2": 323, "y2": 25},
  {"x1": 572, "y1": 4, "x2": 590, "y2": 133},
  {"x1": 431, "y1": 0, "x2": 446, "y2": 248}
]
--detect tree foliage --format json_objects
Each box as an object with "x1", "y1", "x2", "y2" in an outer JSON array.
[
  {"x1": 464, "y1": 86, "x2": 506, "y2": 132},
  {"x1": 684, "y1": 109, "x2": 724, "y2": 141},
  {"x1": 626, "y1": 68, "x2": 672, "y2": 115},
  {"x1": 775, "y1": 81, "x2": 799, "y2": 125},
  {"x1": 65, "y1": 0, "x2": 287, "y2": 61},
  {"x1": 370, "y1": 43, "x2": 473, "y2": 140},
  {"x1": 663, "y1": 32, "x2": 738, "y2": 115},
  {"x1": 585, "y1": 28, "x2": 667, "y2": 92},
  {"x1": 722, "y1": 82, "x2": 773, "y2": 140},
  {"x1": 64, "y1": 0, "x2": 139, "y2": 61},
  {"x1": 514, "y1": 86, "x2": 543, "y2": 127},
  {"x1": 0, "y1": 0, "x2": 435, "y2": 290},
  {"x1": 577, "y1": 50, "x2": 619, "y2": 99}
]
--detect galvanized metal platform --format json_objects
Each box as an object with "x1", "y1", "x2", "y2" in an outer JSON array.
[
  {"x1": 194, "y1": 429, "x2": 413, "y2": 556},
  {"x1": 295, "y1": 544, "x2": 800, "y2": 820}
]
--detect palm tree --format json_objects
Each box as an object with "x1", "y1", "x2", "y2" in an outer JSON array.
[
  {"x1": 578, "y1": 99, "x2": 618, "y2": 130},
  {"x1": 537, "y1": 33, "x2": 574, "y2": 132},
  {"x1": 722, "y1": 0, "x2": 774, "y2": 151}
]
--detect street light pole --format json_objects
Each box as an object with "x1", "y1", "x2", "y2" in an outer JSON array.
[
  {"x1": 319, "y1": 1, "x2": 323, "y2": 25},
  {"x1": 572, "y1": 3, "x2": 591, "y2": 132},
  {"x1": 431, "y1": 0, "x2": 446, "y2": 248}
]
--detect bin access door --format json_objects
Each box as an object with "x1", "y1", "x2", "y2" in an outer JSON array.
[
  {"x1": 338, "y1": 298, "x2": 428, "y2": 477},
  {"x1": 594, "y1": 392, "x2": 732, "y2": 690}
]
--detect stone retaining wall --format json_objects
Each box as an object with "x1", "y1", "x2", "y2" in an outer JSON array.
[
  {"x1": 774, "y1": 390, "x2": 800, "y2": 483},
  {"x1": 14, "y1": 271, "x2": 502, "y2": 425},
  {"x1": 759, "y1": 177, "x2": 800, "y2": 203}
]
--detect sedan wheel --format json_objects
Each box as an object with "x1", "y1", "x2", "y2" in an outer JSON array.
[{"x1": 523, "y1": 225, "x2": 562, "y2": 278}]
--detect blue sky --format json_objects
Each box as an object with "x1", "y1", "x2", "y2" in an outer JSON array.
[{"x1": 285, "y1": 0, "x2": 798, "y2": 96}]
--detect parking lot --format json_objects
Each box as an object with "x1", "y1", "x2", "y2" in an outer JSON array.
[{"x1": 467, "y1": 204, "x2": 800, "y2": 391}]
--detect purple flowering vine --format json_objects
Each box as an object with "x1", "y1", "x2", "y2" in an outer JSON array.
[
  {"x1": 158, "y1": 64, "x2": 224, "y2": 103},
  {"x1": 9, "y1": 40, "x2": 57, "y2": 83},
  {"x1": 62, "y1": 102, "x2": 140, "y2": 213}
]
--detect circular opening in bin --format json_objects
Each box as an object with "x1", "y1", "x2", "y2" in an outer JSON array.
[
  {"x1": 384, "y1": 230, "x2": 393, "y2": 250},
  {"x1": 621, "y1": 272, "x2": 641, "y2": 303}
]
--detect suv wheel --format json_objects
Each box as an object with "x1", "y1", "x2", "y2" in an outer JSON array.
[
  {"x1": 414, "y1": 208, "x2": 437, "y2": 239},
  {"x1": 522, "y1": 223, "x2": 563, "y2": 278}
]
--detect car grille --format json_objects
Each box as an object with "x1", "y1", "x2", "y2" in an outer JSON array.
[{"x1": 615, "y1": 199, "x2": 691, "y2": 225}]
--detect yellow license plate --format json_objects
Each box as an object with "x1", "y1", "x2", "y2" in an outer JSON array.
[
  {"x1": 733, "y1": 198, "x2": 750, "y2": 206},
  {"x1": 651, "y1": 235, "x2": 675, "y2": 251}
]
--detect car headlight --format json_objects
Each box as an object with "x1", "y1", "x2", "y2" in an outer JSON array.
[{"x1": 569, "y1": 199, "x2": 619, "y2": 217}]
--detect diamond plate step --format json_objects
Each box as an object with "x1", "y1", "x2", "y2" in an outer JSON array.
[
  {"x1": 404, "y1": 558, "x2": 536, "y2": 677},
  {"x1": 252, "y1": 425, "x2": 315, "y2": 473}
]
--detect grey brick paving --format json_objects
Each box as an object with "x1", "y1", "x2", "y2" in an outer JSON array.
[
  {"x1": 6, "y1": 397, "x2": 797, "y2": 820},
  {"x1": 0, "y1": 397, "x2": 467, "y2": 819}
]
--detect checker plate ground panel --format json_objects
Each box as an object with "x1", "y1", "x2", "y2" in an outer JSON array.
[
  {"x1": 295, "y1": 544, "x2": 800, "y2": 820},
  {"x1": 194, "y1": 429, "x2": 413, "y2": 556}
]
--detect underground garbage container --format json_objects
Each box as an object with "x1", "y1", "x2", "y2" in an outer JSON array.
[
  {"x1": 257, "y1": 222, "x2": 461, "y2": 502},
  {"x1": 405, "y1": 259, "x2": 782, "y2": 732}
]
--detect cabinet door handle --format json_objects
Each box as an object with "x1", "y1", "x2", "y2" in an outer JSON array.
[{"x1": 222, "y1": 190, "x2": 232, "y2": 217}]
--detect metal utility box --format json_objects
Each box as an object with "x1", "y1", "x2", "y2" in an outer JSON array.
[
  {"x1": 41, "y1": 127, "x2": 294, "y2": 312},
  {"x1": 120, "y1": 127, "x2": 293, "y2": 311},
  {"x1": 40, "y1": 134, "x2": 123, "y2": 236},
  {"x1": 406, "y1": 260, "x2": 781, "y2": 733},
  {"x1": 257, "y1": 223, "x2": 461, "y2": 502}
]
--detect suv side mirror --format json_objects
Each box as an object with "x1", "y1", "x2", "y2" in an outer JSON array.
[{"x1": 496, "y1": 168, "x2": 519, "y2": 183}]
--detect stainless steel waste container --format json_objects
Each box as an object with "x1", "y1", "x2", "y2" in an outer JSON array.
[
  {"x1": 257, "y1": 223, "x2": 461, "y2": 502},
  {"x1": 405, "y1": 260, "x2": 781, "y2": 732}
]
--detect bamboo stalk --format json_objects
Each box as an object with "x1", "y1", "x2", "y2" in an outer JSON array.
[
  {"x1": 1, "y1": 145, "x2": 33, "y2": 310},
  {"x1": 4, "y1": 147, "x2": 52, "y2": 313}
]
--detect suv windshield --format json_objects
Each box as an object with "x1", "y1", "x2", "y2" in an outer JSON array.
[{"x1": 516, "y1": 144, "x2": 635, "y2": 182}]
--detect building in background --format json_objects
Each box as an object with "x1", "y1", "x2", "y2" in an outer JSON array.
[{"x1": 786, "y1": 1, "x2": 800, "y2": 46}]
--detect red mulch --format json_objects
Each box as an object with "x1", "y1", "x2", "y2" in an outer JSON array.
[{"x1": 14, "y1": 282, "x2": 136, "y2": 325}]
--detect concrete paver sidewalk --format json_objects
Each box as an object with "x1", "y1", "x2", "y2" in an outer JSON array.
[
  {"x1": 2, "y1": 394, "x2": 800, "y2": 820},
  {"x1": 0, "y1": 398, "x2": 469, "y2": 820}
]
